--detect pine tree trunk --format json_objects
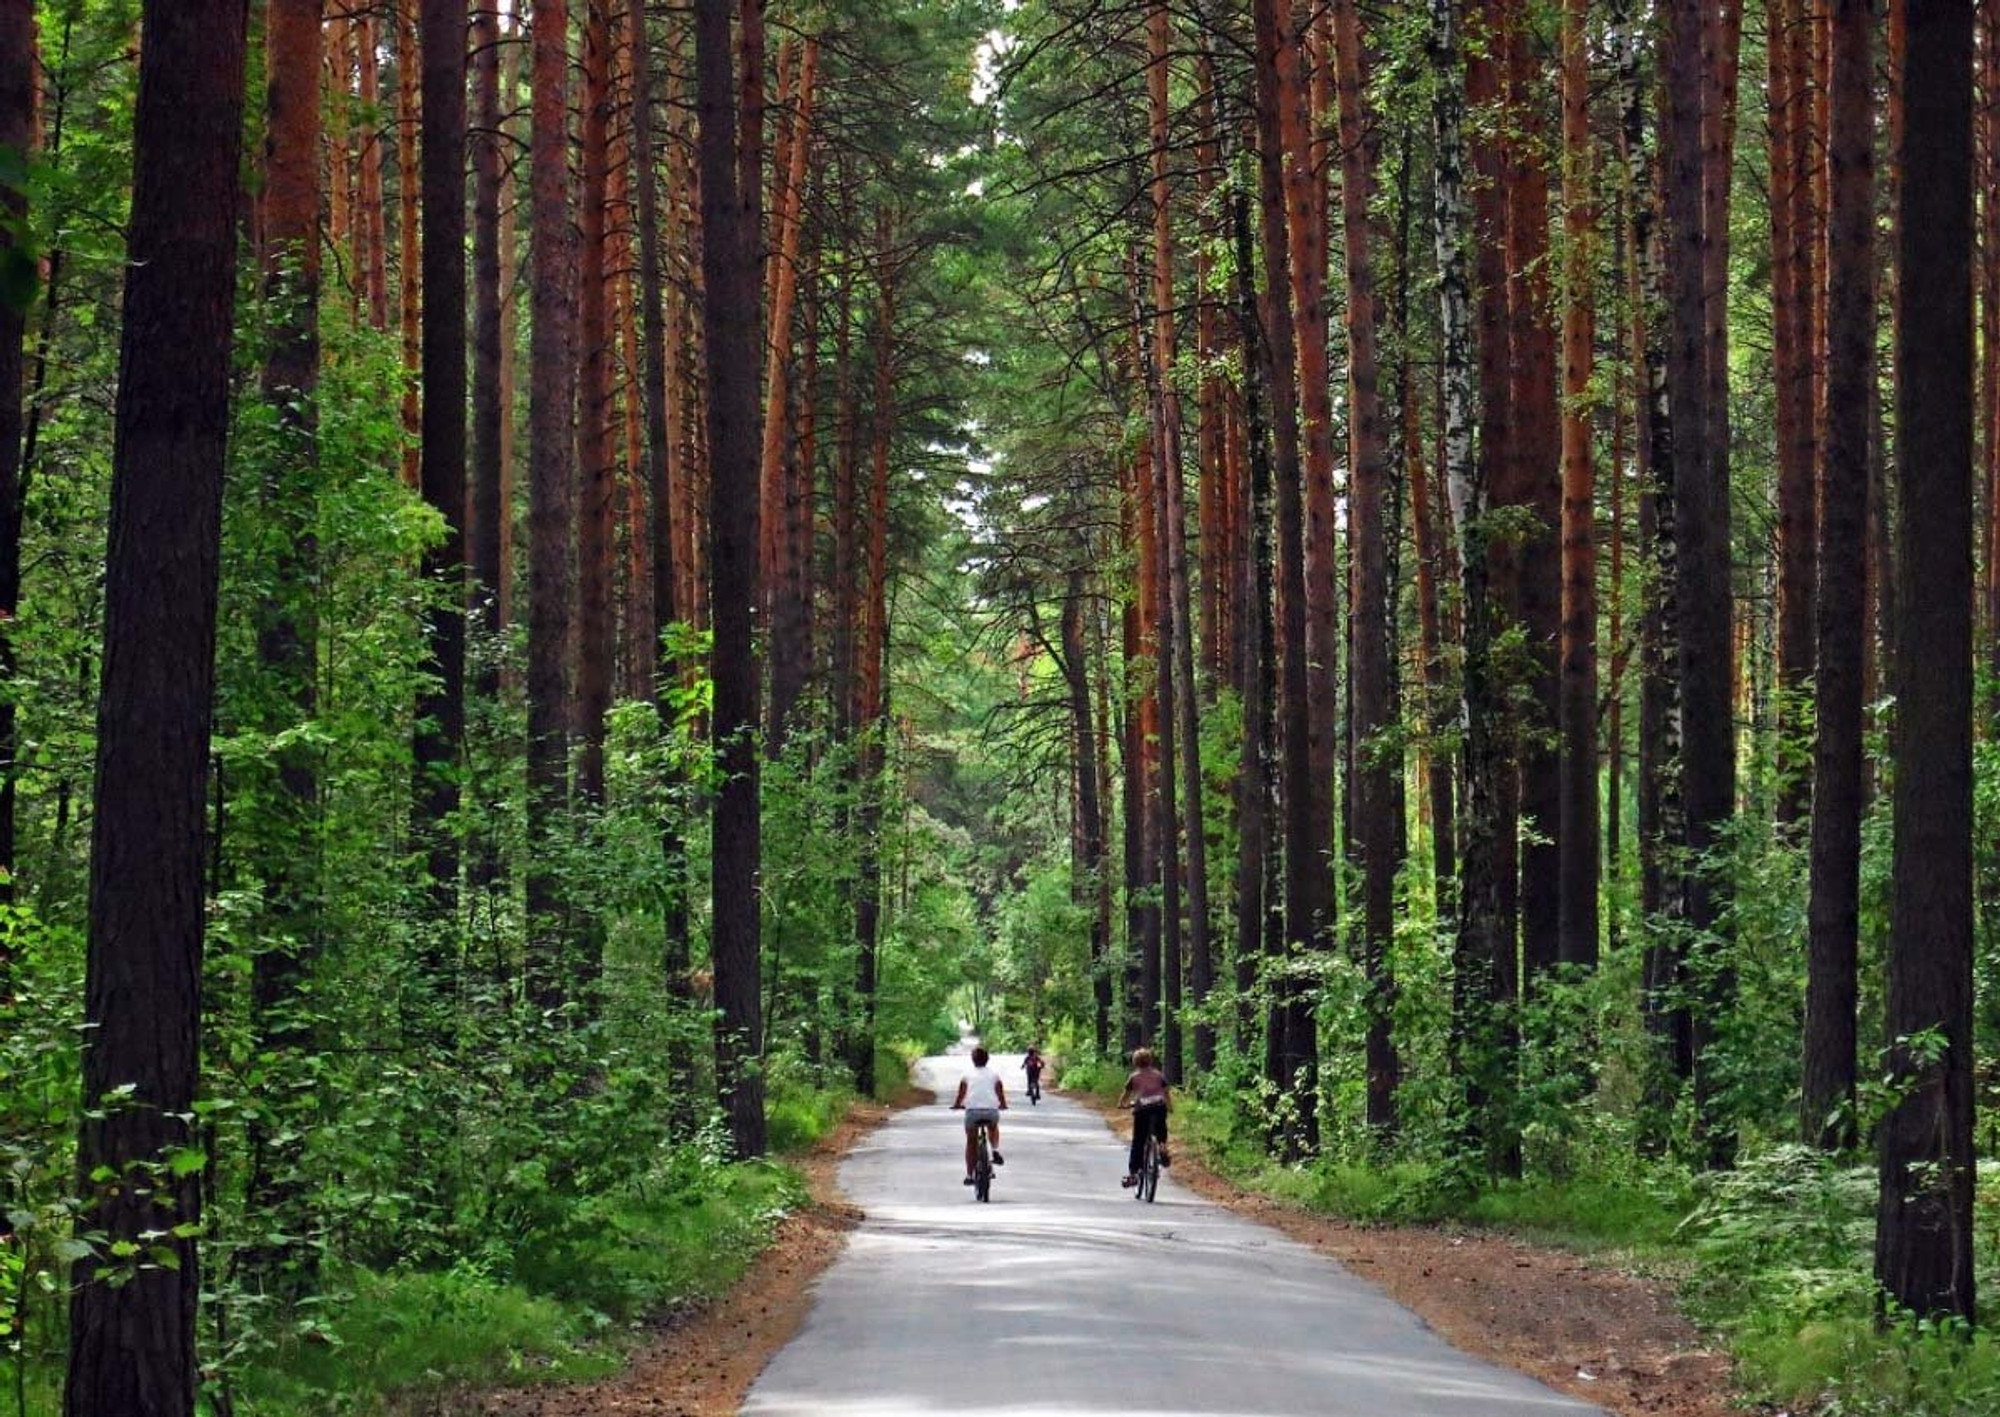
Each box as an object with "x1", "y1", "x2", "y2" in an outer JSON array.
[
  {"x1": 471, "y1": 3, "x2": 506, "y2": 648},
  {"x1": 397, "y1": 0, "x2": 422, "y2": 490},
  {"x1": 627, "y1": 0, "x2": 692, "y2": 1070},
  {"x1": 64, "y1": 5, "x2": 247, "y2": 1411},
  {"x1": 1802, "y1": 0, "x2": 1872, "y2": 1151},
  {"x1": 576, "y1": 0, "x2": 615, "y2": 822},
  {"x1": 1231, "y1": 187, "x2": 1281, "y2": 1075},
  {"x1": 699, "y1": 0, "x2": 769, "y2": 1156},
  {"x1": 763, "y1": 39, "x2": 819, "y2": 754},
  {"x1": 1467, "y1": 0, "x2": 1521, "y2": 1173},
  {"x1": 1664, "y1": 0, "x2": 1738, "y2": 1171},
  {"x1": 1062, "y1": 574, "x2": 1112, "y2": 1057},
  {"x1": 1557, "y1": 0, "x2": 1598, "y2": 972},
  {"x1": 1253, "y1": 0, "x2": 1321, "y2": 1153},
  {"x1": 1147, "y1": 0, "x2": 1210, "y2": 1079},
  {"x1": 525, "y1": 0, "x2": 578, "y2": 1013},
  {"x1": 1773, "y1": 0, "x2": 1818, "y2": 814},
  {"x1": 415, "y1": 0, "x2": 468, "y2": 913},
  {"x1": 852, "y1": 223, "x2": 895, "y2": 1097},
  {"x1": 1280, "y1": 0, "x2": 1342, "y2": 1082},
  {"x1": 1501, "y1": 0, "x2": 1563, "y2": 996},
  {"x1": 357, "y1": 11, "x2": 391, "y2": 331},
  {"x1": 1331, "y1": 0, "x2": 1399, "y2": 1133},
  {"x1": 1875, "y1": 0, "x2": 1975, "y2": 1322}
]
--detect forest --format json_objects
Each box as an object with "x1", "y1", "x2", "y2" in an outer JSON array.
[{"x1": 0, "y1": 0, "x2": 1997, "y2": 1412}]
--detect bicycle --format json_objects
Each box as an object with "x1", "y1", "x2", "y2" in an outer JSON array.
[
  {"x1": 970, "y1": 1122, "x2": 995, "y2": 1202},
  {"x1": 1134, "y1": 1123, "x2": 1161, "y2": 1203},
  {"x1": 1025, "y1": 1071, "x2": 1042, "y2": 1105},
  {"x1": 1124, "y1": 1101, "x2": 1164, "y2": 1203}
]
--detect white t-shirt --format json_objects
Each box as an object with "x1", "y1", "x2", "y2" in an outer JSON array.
[{"x1": 961, "y1": 1064, "x2": 1002, "y2": 1110}]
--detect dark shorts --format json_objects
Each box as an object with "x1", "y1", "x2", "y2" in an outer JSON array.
[{"x1": 963, "y1": 1106, "x2": 1000, "y2": 1131}]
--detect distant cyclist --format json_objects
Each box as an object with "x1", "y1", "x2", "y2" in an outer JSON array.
[
  {"x1": 1116, "y1": 1047, "x2": 1171, "y2": 1189},
  {"x1": 1023, "y1": 1046, "x2": 1046, "y2": 1102},
  {"x1": 950, "y1": 1046, "x2": 1008, "y2": 1185}
]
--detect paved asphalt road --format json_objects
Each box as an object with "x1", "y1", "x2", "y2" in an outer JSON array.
[{"x1": 741, "y1": 1048, "x2": 1603, "y2": 1417}]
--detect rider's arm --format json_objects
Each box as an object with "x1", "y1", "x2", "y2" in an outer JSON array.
[
  {"x1": 1115, "y1": 1077, "x2": 1134, "y2": 1107},
  {"x1": 951, "y1": 1078, "x2": 967, "y2": 1109}
]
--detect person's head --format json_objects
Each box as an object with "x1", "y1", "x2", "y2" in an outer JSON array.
[
  {"x1": 971, "y1": 1046, "x2": 990, "y2": 1067},
  {"x1": 1132, "y1": 1047, "x2": 1156, "y2": 1071}
]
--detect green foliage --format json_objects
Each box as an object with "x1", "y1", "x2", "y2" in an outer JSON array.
[{"x1": 1681, "y1": 1149, "x2": 2000, "y2": 1416}]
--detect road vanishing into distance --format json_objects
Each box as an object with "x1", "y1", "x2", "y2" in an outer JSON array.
[{"x1": 742, "y1": 1049, "x2": 1604, "y2": 1417}]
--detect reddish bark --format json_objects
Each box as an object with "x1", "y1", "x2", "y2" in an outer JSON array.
[
  {"x1": 577, "y1": 0, "x2": 616, "y2": 813},
  {"x1": 1557, "y1": 0, "x2": 1597, "y2": 971},
  {"x1": 525, "y1": 0, "x2": 578, "y2": 1010}
]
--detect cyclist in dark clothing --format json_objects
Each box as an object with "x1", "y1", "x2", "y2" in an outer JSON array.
[
  {"x1": 1023, "y1": 1046, "x2": 1045, "y2": 1102},
  {"x1": 1117, "y1": 1047, "x2": 1172, "y2": 1187}
]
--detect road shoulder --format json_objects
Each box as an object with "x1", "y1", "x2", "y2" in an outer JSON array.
[
  {"x1": 1063, "y1": 1085, "x2": 1739, "y2": 1417},
  {"x1": 469, "y1": 1088, "x2": 925, "y2": 1417}
]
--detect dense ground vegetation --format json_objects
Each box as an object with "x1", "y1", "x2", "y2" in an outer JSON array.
[{"x1": 0, "y1": 0, "x2": 1997, "y2": 1414}]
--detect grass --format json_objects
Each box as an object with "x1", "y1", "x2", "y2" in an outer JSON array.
[{"x1": 217, "y1": 1072, "x2": 863, "y2": 1417}]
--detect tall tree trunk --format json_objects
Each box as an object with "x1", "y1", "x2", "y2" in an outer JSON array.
[
  {"x1": 577, "y1": 0, "x2": 615, "y2": 828},
  {"x1": 1253, "y1": 0, "x2": 1321, "y2": 1153},
  {"x1": 471, "y1": 2, "x2": 506, "y2": 649},
  {"x1": 357, "y1": 10, "x2": 392, "y2": 332},
  {"x1": 1146, "y1": 0, "x2": 1210, "y2": 1079},
  {"x1": 1280, "y1": 0, "x2": 1341, "y2": 1100},
  {"x1": 1127, "y1": 371, "x2": 1165, "y2": 1052},
  {"x1": 698, "y1": 0, "x2": 767, "y2": 1157},
  {"x1": 397, "y1": 0, "x2": 422, "y2": 490},
  {"x1": 852, "y1": 223, "x2": 895, "y2": 1098},
  {"x1": 1431, "y1": 0, "x2": 1510, "y2": 1174},
  {"x1": 1502, "y1": 0, "x2": 1564, "y2": 998},
  {"x1": 1773, "y1": 0, "x2": 1818, "y2": 815},
  {"x1": 1467, "y1": 0, "x2": 1521, "y2": 1172},
  {"x1": 1195, "y1": 55, "x2": 1226, "y2": 692},
  {"x1": 1665, "y1": 0, "x2": 1738, "y2": 1171},
  {"x1": 1875, "y1": 0, "x2": 1975, "y2": 1323},
  {"x1": 763, "y1": 38, "x2": 818, "y2": 754},
  {"x1": 246, "y1": 0, "x2": 323, "y2": 1298},
  {"x1": 1557, "y1": 0, "x2": 1598, "y2": 972},
  {"x1": 1062, "y1": 573, "x2": 1112, "y2": 1057},
  {"x1": 1617, "y1": 0, "x2": 1692, "y2": 1149},
  {"x1": 1331, "y1": 0, "x2": 1399, "y2": 1133},
  {"x1": 525, "y1": 0, "x2": 578, "y2": 1013},
  {"x1": 64, "y1": 4, "x2": 247, "y2": 1411},
  {"x1": 1231, "y1": 187, "x2": 1282, "y2": 1075},
  {"x1": 416, "y1": 0, "x2": 468, "y2": 916},
  {"x1": 628, "y1": 0, "x2": 691, "y2": 1075},
  {"x1": 1802, "y1": 0, "x2": 1872, "y2": 1151}
]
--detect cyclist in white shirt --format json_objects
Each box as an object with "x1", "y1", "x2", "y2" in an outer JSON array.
[{"x1": 949, "y1": 1046, "x2": 1008, "y2": 1185}]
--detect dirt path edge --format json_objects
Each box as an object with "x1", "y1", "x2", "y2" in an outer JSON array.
[
  {"x1": 470, "y1": 1086, "x2": 928, "y2": 1417},
  {"x1": 1063, "y1": 1085, "x2": 1745, "y2": 1417}
]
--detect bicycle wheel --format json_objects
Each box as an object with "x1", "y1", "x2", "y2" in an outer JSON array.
[
  {"x1": 1141, "y1": 1136, "x2": 1160, "y2": 1203},
  {"x1": 974, "y1": 1135, "x2": 992, "y2": 1202}
]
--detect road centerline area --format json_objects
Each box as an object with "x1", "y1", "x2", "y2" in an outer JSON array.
[{"x1": 742, "y1": 1052, "x2": 1604, "y2": 1417}]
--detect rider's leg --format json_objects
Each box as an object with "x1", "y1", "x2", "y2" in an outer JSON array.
[
  {"x1": 1126, "y1": 1113, "x2": 1149, "y2": 1178},
  {"x1": 988, "y1": 1119, "x2": 1004, "y2": 1163},
  {"x1": 965, "y1": 1125, "x2": 978, "y2": 1176}
]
